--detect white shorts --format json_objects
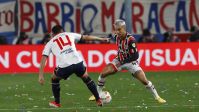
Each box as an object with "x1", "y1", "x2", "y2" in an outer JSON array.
[{"x1": 111, "y1": 58, "x2": 142, "y2": 74}]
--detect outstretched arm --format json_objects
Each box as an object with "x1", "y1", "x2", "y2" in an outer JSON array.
[
  {"x1": 38, "y1": 55, "x2": 48, "y2": 85},
  {"x1": 81, "y1": 35, "x2": 110, "y2": 42}
]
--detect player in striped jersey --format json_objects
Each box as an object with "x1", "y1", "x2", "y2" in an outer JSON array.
[{"x1": 89, "y1": 19, "x2": 166, "y2": 103}]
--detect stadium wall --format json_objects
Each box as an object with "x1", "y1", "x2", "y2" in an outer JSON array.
[
  {"x1": 0, "y1": 0, "x2": 199, "y2": 43},
  {"x1": 0, "y1": 43, "x2": 199, "y2": 74}
]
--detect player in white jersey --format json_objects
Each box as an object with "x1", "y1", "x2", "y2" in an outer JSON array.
[{"x1": 38, "y1": 25, "x2": 109, "y2": 107}]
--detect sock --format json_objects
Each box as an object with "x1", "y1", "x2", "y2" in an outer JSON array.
[
  {"x1": 81, "y1": 76, "x2": 100, "y2": 101},
  {"x1": 97, "y1": 75, "x2": 105, "y2": 93},
  {"x1": 145, "y1": 81, "x2": 159, "y2": 99},
  {"x1": 51, "y1": 78, "x2": 60, "y2": 104}
]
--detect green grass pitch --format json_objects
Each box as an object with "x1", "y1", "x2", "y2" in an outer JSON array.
[{"x1": 0, "y1": 71, "x2": 199, "y2": 112}]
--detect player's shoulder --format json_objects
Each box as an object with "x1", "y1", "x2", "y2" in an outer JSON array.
[
  {"x1": 113, "y1": 34, "x2": 118, "y2": 38},
  {"x1": 64, "y1": 32, "x2": 81, "y2": 38},
  {"x1": 127, "y1": 33, "x2": 136, "y2": 41},
  {"x1": 64, "y1": 32, "x2": 78, "y2": 35}
]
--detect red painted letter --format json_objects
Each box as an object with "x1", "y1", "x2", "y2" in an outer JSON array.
[
  {"x1": 46, "y1": 3, "x2": 60, "y2": 32},
  {"x1": 20, "y1": 0, "x2": 34, "y2": 32},
  {"x1": 101, "y1": 1, "x2": 115, "y2": 32},
  {"x1": 132, "y1": 2, "x2": 144, "y2": 33},
  {"x1": 160, "y1": 1, "x2": 174, "y2": 30},
  {"x1": 75, "y1": 8, "x2": 81, "y2": 33},
  {"x1": 189, "y1": 0, "x2": 199, "y2": 27}
]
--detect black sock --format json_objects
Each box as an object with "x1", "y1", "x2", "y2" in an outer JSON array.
[
  {"x1": 82, "y1": 76, "x2": 100, "y2": 101},
  {"x1": 51, "y1": 78, "x2": 60, "y2": 104}
]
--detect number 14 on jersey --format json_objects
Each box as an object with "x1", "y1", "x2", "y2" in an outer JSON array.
[{"x1": 53, "y1": 35, "x2": 72, "y2": 50}]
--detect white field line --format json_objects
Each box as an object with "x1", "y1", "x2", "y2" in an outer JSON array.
[{"x1": 0, "y1": 105, "x2": 199, "y2": 111}]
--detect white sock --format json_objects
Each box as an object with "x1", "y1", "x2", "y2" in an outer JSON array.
[
  {"x1": 145, "y1": 81, "x2": 159, "y2": 99},
  {"x1": 97, "y1": 75, "x2": 105, "y2": 93}
]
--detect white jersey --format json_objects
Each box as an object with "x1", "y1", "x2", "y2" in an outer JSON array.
[{"x1": 42, "y1": 32, "x2": 83, "y2": 68}]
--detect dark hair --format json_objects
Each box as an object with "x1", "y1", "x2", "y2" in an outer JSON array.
[
  {"x1": 52, "y1": 25, "x2": 63, "y2": 34},
  {"x1": 0, "y1": 35, "x2": 7, "y2": 44},
  {"x1": 143, "y1": 28, "x2": 151, "y2": 36},
  {"x1": 40, "y1": 33, "x2": 51, "y2": 44},
  {"x1": 190, "y1": 26, "x2": 197, "y2": 32},
  {"x1": 19, "y1": 32, "x2": 28, "y2": 40}
]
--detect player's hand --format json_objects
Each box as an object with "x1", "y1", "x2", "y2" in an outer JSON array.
[
  {"x1": 38, "y1": 75, "x2": 45, "y2": 85},
  {"x1": 101, "y1": 38, "x2": 110, "y2": 43}
]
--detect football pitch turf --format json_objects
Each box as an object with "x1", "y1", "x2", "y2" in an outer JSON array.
[{"x1": 0, "y1": 71, "x2": 199, "y2": 112}]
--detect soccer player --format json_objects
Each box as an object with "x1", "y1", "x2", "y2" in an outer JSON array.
[
  {"x1": 89, "y1": 19, "x2": 166, "y2": 103},
  {"x1": 38, "y1": 25, "x2": 109, "y2": 107}
]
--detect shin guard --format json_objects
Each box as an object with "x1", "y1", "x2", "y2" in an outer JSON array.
[
  {"x1": 51, "y1": 78, "x2": 60, "y2": 103},
  {"x1": 82, "y1": 76, "x2": 100, "y2": 101}
]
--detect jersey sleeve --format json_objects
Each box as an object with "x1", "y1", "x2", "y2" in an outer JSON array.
[
  {"x1": 42, "y1": 41, "x2": 52, "y2": 57},
  {"x1": 128, "y1": 36, "x2": 137, "y2": 53},
  {"x1": 67, "y1": 32, "x2": 82, "y2": 42}
]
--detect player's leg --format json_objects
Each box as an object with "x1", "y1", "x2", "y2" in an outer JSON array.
[
  {"x1": 89, "y1": 59, "x2": 119, "y2": 101},
  {"x1": 97, "y1": 58, "x2": 121, "y2": 94},
  {"x1": 133, "y1": 70, "x2": 159, "y2": 97},
  {"x1": 75, "y1": 62, "x2": 103, "y2": 106},
  {"x1": 133, "y1": 70, "x2": 166, "y2": 103},
  {"x1": 50, "y1": 66, "x2": 73, "y2": 107},
  {"x1": 81, "y1": 73, "x2": 103, "y2": 106},
  {"x1": 49, "y1": 68, "x2": 62, "y2": 107},
  {"x1": 88, "y1": 63, "x2": 117, "y2": 101},
  {"x1": 97, "y1": 63, "x2": 118, "y2": 93},
  {"x1": 126, "y1": 61, "x2": 166, "y2": 103}
]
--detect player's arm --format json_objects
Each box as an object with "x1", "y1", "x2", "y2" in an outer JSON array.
[
  {"x1": 38, "y1": 41, "x2": 51, "y2": 85},
  {"x1": 81, "y1": 35, "x2": 110, "y2": 42},
  {"x1": 38, "y1": 55, "x2": 48, "y2": 85}
]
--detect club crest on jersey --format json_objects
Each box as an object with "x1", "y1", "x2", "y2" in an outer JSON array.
[{"x1": 132, "y1": 43, "x2": 135, "y2": 47}]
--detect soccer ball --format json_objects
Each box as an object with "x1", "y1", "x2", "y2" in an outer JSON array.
[{"x1": 100, "y1": 91, "x2": 112, "y2": 104}]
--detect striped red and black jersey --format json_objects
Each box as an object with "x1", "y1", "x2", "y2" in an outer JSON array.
[{"x1": 114, "y1": 33, "x2": 139, "y2": 64}]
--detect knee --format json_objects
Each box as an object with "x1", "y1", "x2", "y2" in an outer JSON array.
[
  {"x1": 100, "y1": 72, "x2": 106, "y2": 78},
  {"x1": 51, "y1": 78, "x2": 60, "y2": 90},
  {"x1": 101, "y1": 65, "x2": 116, "y2": 77},
  {"x1": 51, "y1": 77, "x2": 60, "y2": 84},
  {"x1": 100, "y1": 72, "x2": 113, "y2": 78},
  {"x1": 142, "y1": 81, "x2": 149, "y2": 85}
]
